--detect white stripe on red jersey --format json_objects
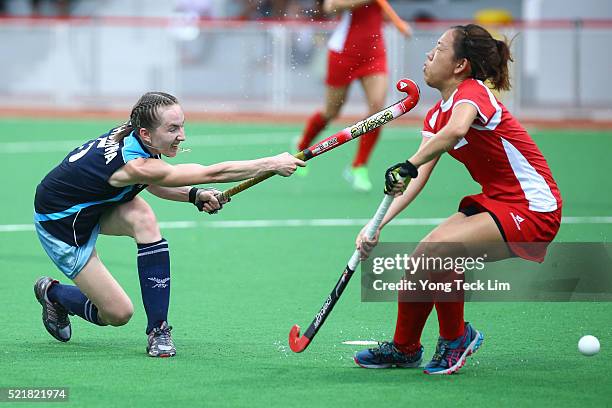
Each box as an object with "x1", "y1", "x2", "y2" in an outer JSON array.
[
  {"x1": 328, "y1": 11, "x2": 352, "y2": 52},
  {"x1": 422, "y1": 79, "x2": 561, "y2": 212}
]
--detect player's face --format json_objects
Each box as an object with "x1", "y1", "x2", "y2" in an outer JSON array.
[
  {"x1": 423, "y1": 29, "x2": 461, "y2": 89},
  {"x1": 148, "y1": 105, "x2": 186, "y2": 158}
]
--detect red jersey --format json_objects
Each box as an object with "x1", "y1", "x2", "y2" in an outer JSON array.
[
  {"x1": 327, "y1": 2, "x2": 385, "y2": 58},
  {"x1": 422, "y1": 79, "x2": 562, "y2": 213}
]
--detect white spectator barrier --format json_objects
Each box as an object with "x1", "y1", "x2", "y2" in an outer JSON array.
[{"x1": 0, "y1": 17, "x2": 610, "y2": 120}]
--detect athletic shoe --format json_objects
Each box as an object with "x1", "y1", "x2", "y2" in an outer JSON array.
[
  {"x1": 147, "y1": 321, "x2": 176, "y2": 358},
  {"x1": 343, "y1": 166, "x2": 372, "y2": 192},
  {"x1": 354, "y1": 341, "x2": 424, "y2": 368},
  {"x1": 33, "y1": 277, "x2": 72, "y2": 342},
  {"x1": 423, "y1": 322, "x2": 484, "y2": 375}
]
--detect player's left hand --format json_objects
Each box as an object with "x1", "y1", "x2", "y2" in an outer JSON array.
[{"x1": 384, "y1": 160, "x2": 418, "y2": 195}]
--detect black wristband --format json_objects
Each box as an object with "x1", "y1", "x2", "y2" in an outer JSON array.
[{"x1": 188, "y1": 187, "x2": 199, "y2": 205}]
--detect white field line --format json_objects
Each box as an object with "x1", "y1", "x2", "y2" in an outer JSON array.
[
  {"x1": 341, "y1": 340, "x2": 379, "y2": 346},
  {"x1": 0, "y1": 130, "x2": 420, "y2": 154},
  {"x1": 1, "y1": 216, "x2": 611, "y2": 233}
]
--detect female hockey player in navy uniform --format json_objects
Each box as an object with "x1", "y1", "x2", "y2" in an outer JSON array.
[{"x1": 34, "y1": 92, "x2": 305, "y2": 357}]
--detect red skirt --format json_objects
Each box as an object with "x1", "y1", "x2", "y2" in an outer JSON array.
[
  {"x1": 459, "y1": 193, "x2": 562, "y2": 263},
  {"x1": 325, "y1": 50, "x2": 387, "y2": 87}
]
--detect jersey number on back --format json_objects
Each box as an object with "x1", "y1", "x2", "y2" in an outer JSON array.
[
  {"x1": 67, "y1": 137, "x2": 119, "y2": 164},
  {"x1": 68, "y1": 141, "x2": 95, "y2": 162}
]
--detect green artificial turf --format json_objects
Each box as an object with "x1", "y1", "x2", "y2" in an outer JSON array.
[{"x1": 0, "y1": 118, "x2": 610, "y2": 407}]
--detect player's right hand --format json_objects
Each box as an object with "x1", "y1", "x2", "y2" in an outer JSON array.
[
  {"x1": 356, "y1": 225, "x2": 381, "y2": 260},
  {"x1": 272, "y1": 152, "x2": 306, "y2": 177}
]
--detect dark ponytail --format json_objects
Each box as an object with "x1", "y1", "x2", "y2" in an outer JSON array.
[
  {"x1": 451, "y1": 24, "x2": 513, "y2": 91},
  {"x1": 493, "y1": 38, "x2": 512, "y2": 91},
  {"x1": 112, "y1": 91, "x2": 179, "y2": 141}
]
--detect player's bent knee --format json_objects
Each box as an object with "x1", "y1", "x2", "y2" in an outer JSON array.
[
  {"x1": 101, "y1": 301, "x2": 134, "y2": 326},
  {"x1": 104, "y1": 309, "x2": 133, "y2": 326},
  {"x1": 130, "y1": 207, "x2": 157, "y2": 228},
  {"x1": 130, "y1": 209, "x2": 161, "y2": 240},
  {"x1": 417, "y1": 236, "x2": 457, "y2": 259},
  {"x1": 421, "y1": 230, "x2": 446, "y2": 245}
]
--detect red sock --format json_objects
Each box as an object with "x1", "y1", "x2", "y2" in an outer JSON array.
[
  {"x1": 352, "y1": 127, "x2": 381, "y2": 167},
  {"x1": 298, "y1": 111, "x2": 327, "y2": 151},
  {"x1": 435, "y1": 302, "x2": 465, "y2": 340},
  {"x1": 393, "y1": 301, "x2": 434, "y2": 353}
]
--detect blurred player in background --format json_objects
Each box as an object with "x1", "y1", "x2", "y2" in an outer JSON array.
[
  {"x1": 295, "y1": 0, "x2": 411, "y2": 191},
  {"x1": 33, "y1": 92, "x2": 305, "y2": 357},
  {"x1": 354, "y1": 24, "x2": 562, "y2": 374}
]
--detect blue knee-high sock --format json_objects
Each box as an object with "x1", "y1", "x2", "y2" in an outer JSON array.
[
  {"x1": 47, "y1": 284, "x2": 106, "y2": 326},
  {"x1": 137, "y1": 238, "x2": 171, "y2": 334}
]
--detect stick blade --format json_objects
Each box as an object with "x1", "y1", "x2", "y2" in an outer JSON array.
[
  {"x1": 288, "y1": 324, "x2": 310, "y2": 353},
  {"x1": 395, "y1": 79, "x2": 421, "y2": 112},
  {"x1": 396, "y1": 78, "x2": 419, "y2": 93}
]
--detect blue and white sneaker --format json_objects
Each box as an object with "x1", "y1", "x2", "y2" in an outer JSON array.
[
  {"x1": 354, "y1": 342, "x2": 424, "y2": 368},
  {"x1": 423, "y1": 322, "x2": 484, "y2": 375}
]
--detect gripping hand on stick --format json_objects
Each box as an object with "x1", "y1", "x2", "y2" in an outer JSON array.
[
  {"x1": 271, "y1": 152, "x2": 307, "y2": 177},
  {"x1": 190, "y1": 187, "x2": 229, "y2": 215},
  {"x1": 384, "y1": 160, "x2": 418, "y2": 195},
  {"x1": 357, "y1": 160, "x2": 418, "y2": 259}
]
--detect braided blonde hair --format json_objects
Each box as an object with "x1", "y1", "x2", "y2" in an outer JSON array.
[{"x1": 112, "y1": 92, "x2": 179, "y2": 141}]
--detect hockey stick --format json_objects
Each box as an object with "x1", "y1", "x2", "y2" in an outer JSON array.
[
  {"x1": 288, "y1": 168, "x2": 414, "y2": 353},
  {"x1": 376, "y1": 0, "x2": 411, "y2": 36},
  {"x1": 221, "y1": 79, "x2": 420, "y2": 200}
]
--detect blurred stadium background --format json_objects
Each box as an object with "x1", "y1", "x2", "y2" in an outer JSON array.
[
  {"x1": 1, "y1": 1, "x2": 611, "y2": 407},
  {"x1": 0, "y1": 0, "x2": 611, "y2": 123}
]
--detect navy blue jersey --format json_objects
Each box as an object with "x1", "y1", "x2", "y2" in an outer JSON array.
[{"x1": 35, "y1": 128, "x2": 159, "y2": 246}]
